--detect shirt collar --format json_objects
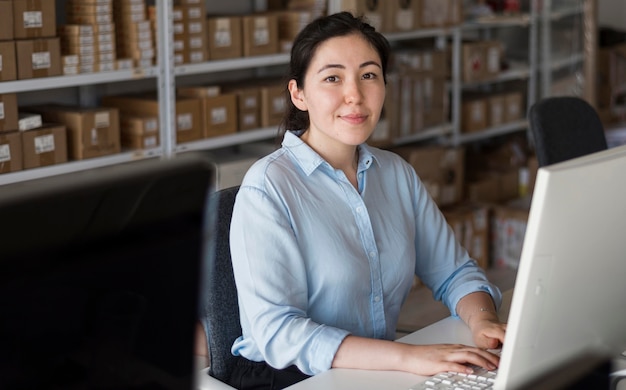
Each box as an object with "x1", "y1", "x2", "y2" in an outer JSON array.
[{"x1": 282, "y1": 130, "x2": 378, "y2": 176}]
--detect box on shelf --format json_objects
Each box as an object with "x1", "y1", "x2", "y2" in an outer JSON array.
[
  {"x1": 386, "y1": 0, "x2": 420, "y2": 33},
  {"x1": 16, "y1": 38, "x2": 62, "y2": 80},
  {"x1": 491, "y1": 196, "x2": 531, "y2": 270},
  {"x1": 466, "y1": 168, "x2": 520, "y2": 203},
  {"x1": 0, "y1": 1, "x2": 13, "y2": 40},
  {"x1": 460, "y1": 41, "x2": 485, "y2": 83},
  {"x1": 461, "y1": 97, "x2": 488, "y2": 133},
  {"x1": 0, "y1": 41, "x2": 17, "y2": 82},
  {"x1": 12, "y1": 0, "x2": 57, "y2": 39},
  {"x1": 503, "y1": 91, "x2": 524, "y2": 123},
  {"x1": 18, "y1": 112, "x2": 42, "y2": 131},
  {"x1": 120, "y1": 115, "x2": 159, "y2": 150},
  {"x1": 260, "y1": 83, "x2": 286, "y2": 128},
  {"x1": 392, "y1": 145, "x2": 465, "y2": 206},
  {"x1": 202, "y1": 94, "x2": 238, "y2": 138},
  {"x1": 242, "y1": 14, "x2": 279, "y2": 57},
  {"x1": 483, "y1": 40, "x2": 503, "y2": 80},
  {"x1": 487, "y1": 94, "x2": 506, "y2": 128},
  {"x1": 21, "y1": 124, "x2": 68, "y2": 169},
  {"x1": 33, "y1": 106, "x2": 121, "y2": 160},
  {"x1": 207, "y1": 16, "x2": 243, "y2": 60},
  {"x1": 442, "y1": 202, "x2": 490, "y2": 269},
  {"x1": 0, "y1": 131, "x2": 22, "y2": 173},
  {"x1": 335, "y1": 0, "x2": 388, "y2": 32},
  {"x1": 102, "y1": 95, "x2": 204, "y2": 144},
  {"x1": 226, "y1": 86, "x2": 261, "y2": 132},
  {"x1": 0, "y1": 94, "x2": 18, "y2": 133}
]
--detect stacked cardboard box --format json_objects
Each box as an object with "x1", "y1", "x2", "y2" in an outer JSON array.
[
  {"x1": 177, "y1": 85, "x2": 238, "y2": 138},
  {"x1": 102, "y1": 94, "x2": 203, "y2": 144},
  {"x1": 12, "y1": 0, "x2": 62, "y2": 79},
  {"x1": 115, "y1": 0, "x2": 155, "y2": 69},
  {"x1": 63, "y1": 0, "x2": 117, "y2": 73},
  {"x1": 442, "y1": 203, "x2": 490, "y2": 269},
  {"x1": 207, "y1": 16, "x2": 242, "y2": 60},
  {"x1": 149, "y1": 1, "x2": 207, "y2": 65},
  {"x1": 384, "y1": 47, "x2": 449, "y2": 143}
]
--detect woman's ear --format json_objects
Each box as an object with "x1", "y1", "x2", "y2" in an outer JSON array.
[{"x1": 288, "y1": 79, "x2": 307, "y2": 111}]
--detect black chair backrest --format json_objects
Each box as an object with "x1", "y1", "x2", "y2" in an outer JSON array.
[
  {"x1": 529, "y1": 96, "x2": 608, "y2": 167},
  {"x1": 205, "y1": 185, "x2": 241, "y2": 383}
]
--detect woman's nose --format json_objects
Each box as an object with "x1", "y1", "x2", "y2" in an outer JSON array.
[{"x1": 344, "y1": 79, "x2": 363, "y2": 104}]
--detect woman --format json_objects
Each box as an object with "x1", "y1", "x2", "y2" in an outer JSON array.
[{"x1": 227, "y1": 11, "x2": 506, "y2": 389}]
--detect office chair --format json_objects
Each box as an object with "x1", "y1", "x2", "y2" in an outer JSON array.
[
  {"x1": 528, "y1": 96, "x2": 608, "y2": 167},
  {"x1": 202, "y1": 185, "x2": 241, "y2": 387}
]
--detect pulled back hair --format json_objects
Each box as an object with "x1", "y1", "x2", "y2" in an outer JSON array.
[{"x1": 279, "y1": 11, "x2": 391, "y2": 134}]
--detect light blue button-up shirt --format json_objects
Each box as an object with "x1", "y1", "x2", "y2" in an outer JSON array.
[{"x1": 229, "y1": 131, "x2": 501, "y2": 376}]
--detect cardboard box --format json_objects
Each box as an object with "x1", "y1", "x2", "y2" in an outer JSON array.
[
  {"x1": 101, "y1": 95, "x2": 204, "y2": 144},
  {"x1": 0, "y1": 1, "x2": 13, "y2": 40},
  {"x1": 35, "y1": 106, "x2": 121, "y2": 160},
  {"x1": 260, "y1": 83, "x2": 286, "y2": 128},
  {"x1": 120, "y1": 115, "x2": 159, "y2": 150},
  {"x1": 503, "y1": 91, "x2": 524, "y2": 122},
  {"x1": 461, "y1": 97, "x2": 487, "y2": 133},
  {"x1": 0, "y1": 41, "x2": 17, "y2": 82},
  {"x1": 16, "y1": 38, "x2": 62, "y2": 79},
  {"x1": 392, "y1": 145, "x2": 465, "y2": 206},
  {"x1": 491, "y1": 196, "x2": 531, "y2": 270},
  {"x1": 442, "y1": 202, "x2": 490, "y2": 269},
  {"x1": 207, "y1": 16, "x2": 242, "y2": 60},
  {"x1": 232, "y1": 87, "x2": 261, "y2": 131},
  {"x1": 483, "y1": 40, "x2": 503, "y2": 80},
  {"x1": 12, "y1": 0, "x2": 56, "y2": 39},
  {"x1": 487, "y1": 94, "x2": 506, "y2": 127},
  {"x1": 461, "y1": 41, "x2": 485, "y2": 83},
  {"x1": 0, "y1": 94, "x2": 18, "y2": 133},
  {"x1": 336, "y1": 0, "x2": 388, "y2": 32},
  {"x1": 386, "y1": 0, "x2": 420, "y2": 33},
  {"x1": 420, "y1": 0, "x2": 450, "y2": 28},
  {"x1": 0, "y1": 131, "x2": 22, "y2": 173},
  {"x1": 203, "y1": 94, "x2": 238, "y2": 138},
  {"x1": 242, "y1": 14, "x2": 279, "y2": 57},
  {"x1": 21, "y1": 124, "x2": 68, "y2": 169},
  {"x1": 467, "y1": 169, "x2": 520, "y2": 203}
]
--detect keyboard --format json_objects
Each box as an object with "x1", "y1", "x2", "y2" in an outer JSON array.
[{"x1": 408, "y1": 366, "x2": 497, "y2": 390}]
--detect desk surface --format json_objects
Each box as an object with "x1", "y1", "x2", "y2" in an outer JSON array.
[{"x1": 285, "y1": 290, "x2": 513, "y2": 390}]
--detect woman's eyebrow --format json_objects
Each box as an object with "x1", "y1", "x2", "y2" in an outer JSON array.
[{"x1": 317, "y1": 61, "x2": 381, "y2": 74}]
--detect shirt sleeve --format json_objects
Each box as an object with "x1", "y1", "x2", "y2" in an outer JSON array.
[
  {"x1": 410, "y1": 171, "x2": 502, "y2": 316},
  {"x1": 230, "y1": 183, "x2": 350, "y2": 375}
]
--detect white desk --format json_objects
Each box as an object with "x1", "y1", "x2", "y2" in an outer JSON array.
[{"x1": 285, "y1": 290, "x2": 513, "y2": 390}]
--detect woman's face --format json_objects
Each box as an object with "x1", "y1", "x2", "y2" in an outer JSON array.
[{"x1": 289, "y1": 33, "x2": 386, "y2": 148}]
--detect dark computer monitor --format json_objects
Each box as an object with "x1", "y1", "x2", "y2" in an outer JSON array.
[{"x1": 0, "y1": 155, "x2": 214, "y2": 389}]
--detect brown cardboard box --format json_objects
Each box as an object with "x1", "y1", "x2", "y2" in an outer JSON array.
[
  {"x1": 120, "y1": 115, "x2": 159, "y2": 150},
  {"x1": 0, "y1": 94, "x2": 18, "y2": 133},
  {"x1": 392, "y1": 145, "x2": 465, "y2": 206},
  {"x1": 0, "y1": 131, "x2": 22, "y2": 173},
  {"x1": 0, "y1": 41, "x2": 17, "y2": 82},
  {"x1": 21, "y1": 124, "x2": 68, "y2": 169},
  {"x1": 421, "y1": 0, "x2": 450, "y2": 28},
  {"x1": 461, "y1": 97, "x2": 487, "y2": 133},
  {"x1": 487, "y1": 94, "x2": 506, "y2": 127},
  {"x1": 461, "y1": 41, "x2": 485, "y2": 83},
  {"x1": 207, "y1": 16, "x2": 242, "y2": 60},
  {"x1": 101, "y1": 95, "x2": 204, "y2": 144},
  {"x1": 491, "y1": 196, "x2": 531, "y2": 270},
  {"x1": 503, "y1": 91, "x2": 524, "y2": 122},
  {"x1": 337, "y1": 0, "x2": 388, "y2": 32},
  {"x1": 386, "y1": 0, "x2": 420, "y2": 33},
  {"x1": 35, "y1": 106, "x2": 121, "y2": 160},
  {"x1": 222, "y1": 85, "x2": 261, "y2": 131},
  {"x1": 483, "y1": 40, "x2": 503, "y2": 80},
  {"x1": 203, "y1": 94, "x2": 238, "y2": 138},
  {"x1": 16, "y1": 38, "x2": 62, "y2": 79},
  {"x1": 442, "y1": 202, "x2": 490, "y2": 269},
  {"x1": 467, "y1": 169, "x2": 520, "y2": 203},
  {"x1": 260, "y1": 83, "x2": 286, "y2": 128},
  {"x1": 242, "y1": 14, "x2": 279, "y2": 57},
  {"x1": 0, "y1": 1, "x2": 13, "y2": 40},
  {"x1": 12, "y1": 0, "x2": 56, "y2": 39}
]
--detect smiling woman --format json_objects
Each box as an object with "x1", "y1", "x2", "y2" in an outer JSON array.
[{"x1": 212, "y1": 12, "x2": 507, "y2": 390}]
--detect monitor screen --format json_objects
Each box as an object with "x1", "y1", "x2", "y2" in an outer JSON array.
[
  {"x1": 496, "y1": 144, "x2": 626, "y2": 389},
  {"x1": 0, "y1": 155, "x2": 214, "y2": 390}
]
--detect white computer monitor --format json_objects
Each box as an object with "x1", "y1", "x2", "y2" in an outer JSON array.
[{"x1": 495, "y1": 144, "x2": 626, "y2": 389}]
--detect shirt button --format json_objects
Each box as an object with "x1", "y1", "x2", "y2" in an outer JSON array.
[
  {"x1": 356, "y1": 207, "x2": 363, "y2": 213},
  {"x1": 374, "y1": 296, "x2": 381, "y2": 302},
  {"x1": 369, "y1": 251, "x2": 376, "y2": 258}
]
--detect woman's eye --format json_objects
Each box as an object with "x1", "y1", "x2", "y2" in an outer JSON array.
[
  {"x1": 325, "y1": 76, "x2": 339, "y2": 83},
  {"x1": 362, "y1": 72, "x2": 378, "y2": 80}
]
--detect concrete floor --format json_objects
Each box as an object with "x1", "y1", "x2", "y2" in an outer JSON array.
[{"x1": 396, "y1": 267, "x2": 518, "y2": 338}]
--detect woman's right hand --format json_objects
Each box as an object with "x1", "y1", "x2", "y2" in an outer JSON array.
[{"x1": 398, "y1": 343, "x2": 500, "y2": 376}]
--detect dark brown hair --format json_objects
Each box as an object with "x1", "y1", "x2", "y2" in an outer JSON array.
[{"x1": 278, "y1": 11, "x2": 391, "y2": 134}]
